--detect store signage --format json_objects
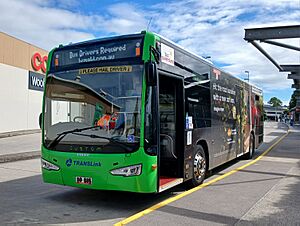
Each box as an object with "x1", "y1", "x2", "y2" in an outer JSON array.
[
  {"x1": 28, "y1": 71, "x2": 44, "y2": 91},
  {"x1": 32, "y1": 52, "x2": 48, "y2": 73}
]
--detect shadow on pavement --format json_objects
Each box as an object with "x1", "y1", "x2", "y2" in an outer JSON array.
[
  {"x1": 157, "y1": 205, "x2": 241, "y2": 225},
  {"x1": 0, "y1": 175, "x2": 175, "y2": 225}
]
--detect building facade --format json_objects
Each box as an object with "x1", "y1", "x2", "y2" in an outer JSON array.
[
  {"x1": 0, "y1": 32, "x2": 48, "y2": 133},
  {"x1": 264, "y1": 104, "x2": 287, "y2": 121}
]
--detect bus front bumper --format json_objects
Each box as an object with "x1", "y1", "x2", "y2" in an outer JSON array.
[{"x1": 41, "y1": 148, "x2": 157, "y2": 193}]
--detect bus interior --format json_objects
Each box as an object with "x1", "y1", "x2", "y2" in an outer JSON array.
[{"x1": 158, "y1": 73, "x2": 185, "y2": 191}]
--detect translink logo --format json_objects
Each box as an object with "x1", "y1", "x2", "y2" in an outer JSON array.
[
  {"x1": 66, "y1": 159, "x2": 72, "y2": 167},
  {"x1": 65, "y1": 158, "x2": 101, "y2": 167}
]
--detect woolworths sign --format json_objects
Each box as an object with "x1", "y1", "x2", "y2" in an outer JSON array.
[{"x1": 28, "y1": 71, "x2": 44, "y2": 91}]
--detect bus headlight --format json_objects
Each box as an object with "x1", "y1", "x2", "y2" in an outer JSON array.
[
  {"x1": 110, "y1": 164, "x2": 142, "y2": 177},
  {"x1": 41, "y1": 159, "x2": 60, "y2": 171}
]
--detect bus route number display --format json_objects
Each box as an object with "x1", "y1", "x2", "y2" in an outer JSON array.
[{"x1": 52, "y1": 38, "x2": 142, "y2": 68}]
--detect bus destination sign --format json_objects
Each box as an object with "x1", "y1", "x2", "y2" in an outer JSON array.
[{"x1": 52, "y1": 38, "x2": 142, "y2": 68}]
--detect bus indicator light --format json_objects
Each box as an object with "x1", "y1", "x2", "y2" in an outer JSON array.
[
  {"x1": 136, "y1": 47, "x2": 140, "y2": 56},
  {"x1": 151, "y1": 164, "x2": 157, "y2": 170}
]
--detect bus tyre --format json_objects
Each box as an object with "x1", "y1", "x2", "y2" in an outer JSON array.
[
  {"x1": 190, "y1": 145, "x2": 207, "y2": 187},
  {"x1": 245, "y1": 134, "x2": 255, "y2": 159}
]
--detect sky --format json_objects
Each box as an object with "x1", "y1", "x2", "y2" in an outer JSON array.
[{"x1": 0, "y1": 0, "x2": 299, "y2": 105}]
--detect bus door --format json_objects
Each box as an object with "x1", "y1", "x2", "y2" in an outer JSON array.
[
  {"x1": 158, "y1": 73, "x2": 184, "y2": 192},
  {"x1": 235, "y1": 86, "x2": 244, "y2": 157}
]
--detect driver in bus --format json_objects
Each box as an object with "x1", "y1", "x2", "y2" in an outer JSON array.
[{"x1": 93, "y1": 103, "x2": 104, "y2": 126}]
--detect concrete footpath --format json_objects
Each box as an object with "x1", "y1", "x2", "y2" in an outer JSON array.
[
  {"x1": 237, "y1": 126, "x2": 300, "y2": 225},
  {"x1": 0, "y1": 133, "x2": 41, "y2": 163}
]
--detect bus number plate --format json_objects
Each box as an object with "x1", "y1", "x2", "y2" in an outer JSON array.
[{"x1": 76, "y1": 176, "x2": 92, "y2": 185}]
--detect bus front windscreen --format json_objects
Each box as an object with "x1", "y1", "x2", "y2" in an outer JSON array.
[{"x1": 44, "y1": 64, "x2": 143, "y2": 153}]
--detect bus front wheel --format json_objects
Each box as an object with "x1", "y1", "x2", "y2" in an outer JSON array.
[{"x1": 190, "y1": 145, "x2": 207, "y2": 187}]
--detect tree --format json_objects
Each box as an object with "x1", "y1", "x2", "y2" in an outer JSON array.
[
  {"x1": 268, "y1": 97, "x2": 282, "y2": 107},
  {"x1": 289, "y1": 91, "x2": 297, "y2": 110}
]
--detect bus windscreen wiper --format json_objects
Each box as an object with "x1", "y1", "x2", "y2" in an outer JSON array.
[
  {"x1": 46, "y1": 125, "x2": 100, "y2": 149},
  {"x1": 47, "y1": 126, "x2": 132, "y2": 152},
  {"x1": 71, "y1": 133, "x2": 132, "y2": 152}
]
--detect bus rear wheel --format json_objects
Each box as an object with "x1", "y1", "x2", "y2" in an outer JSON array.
[{"x1": 190, "y1": 145, "x2": 207, "y2": 187}]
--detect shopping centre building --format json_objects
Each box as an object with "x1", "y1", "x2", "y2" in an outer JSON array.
[{"x1": 0, "y1": 32, "x2": 48, "y2": 134}]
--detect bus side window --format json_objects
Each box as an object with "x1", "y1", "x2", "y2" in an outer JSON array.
[{"x1": 185, "y1": 74, "x2": 211, "y2": 128}]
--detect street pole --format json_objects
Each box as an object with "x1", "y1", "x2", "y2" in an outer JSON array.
[{"x1": 244, "y1": 71, "x2": 249, "y2": 82}]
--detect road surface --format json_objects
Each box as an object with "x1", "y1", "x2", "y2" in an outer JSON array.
[{"x1": 0, "y1": 122, "x2": 299, "y2": 225}]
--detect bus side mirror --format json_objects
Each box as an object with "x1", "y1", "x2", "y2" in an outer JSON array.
[
  {"x1": 39, "y1": 113, "x2": 42, "y2": 129},
  {"x1": 145, "y1": 62, "x2": 157, "y2": 86}
]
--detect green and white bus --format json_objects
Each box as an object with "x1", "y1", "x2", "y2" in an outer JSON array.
[{"x1": 41, "y1": 31, "x2": 263, "y2": 193}]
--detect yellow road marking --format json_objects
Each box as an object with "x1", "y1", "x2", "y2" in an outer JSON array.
[{"x1": 114, "y1": 131, "x2": 289, "y2": 226}]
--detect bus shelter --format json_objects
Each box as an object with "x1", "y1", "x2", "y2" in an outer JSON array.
[{"x1": 244, "y1": 25, "x2": 300, "y2": 124}]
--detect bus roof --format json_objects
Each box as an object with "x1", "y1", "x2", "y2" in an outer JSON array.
[
  {"x1": 153, "y1": 32, "x2": 263, "y2": 92},
  {"x1": 56, "y1": 32, "x2": 143, "y2": 50},
  {"x1": 53, "y1": 31, "x2": 262, "y2": 93},
  {"x1": 153, "y1": 32, "x2": 214, "y2": 66}
]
